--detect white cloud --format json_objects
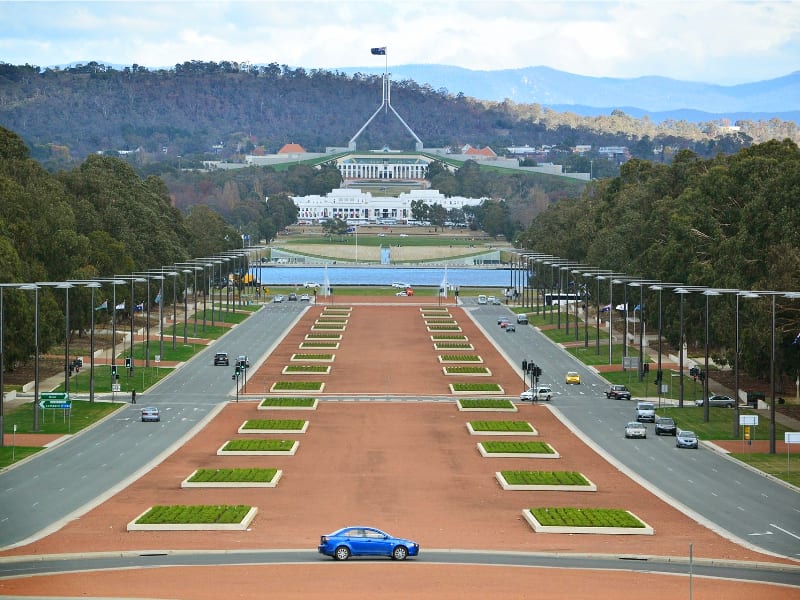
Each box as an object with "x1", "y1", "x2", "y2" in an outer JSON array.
[{"x1": 0, "y1": 0, "x2": 797, "y2": 84}]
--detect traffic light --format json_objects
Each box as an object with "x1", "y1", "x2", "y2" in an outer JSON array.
[
  {"x1": 522, "y1": 360, "x2": 528, "y2": 372},
  {"x1": 111, "y1": 365, "x2": 118, "y2": 377},
  {"x1": 125, "y1": 357, "x2": 132, "y2": 369}
]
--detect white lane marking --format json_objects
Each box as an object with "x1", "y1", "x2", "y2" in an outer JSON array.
[{"x1": 771, "y1": 523, "x2": 800, "y2": 540}]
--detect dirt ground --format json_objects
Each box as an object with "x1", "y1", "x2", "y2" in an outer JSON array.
[{"x1": 0, "y1": 298, "x2": 797, "y2": 599}]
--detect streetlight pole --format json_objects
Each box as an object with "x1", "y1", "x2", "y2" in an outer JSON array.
[
  {"x1": 20, "y1": 285, "x2": 41, "y2": 429},
  {"x1": 702, "y1": 289, "x2": 721, "y2": 422},
  {"x1": 675, "y1": 288, "x2": 691, "y2": 408},
  {"x1": 182, "y1": 269, "x2": 191, "y2": 344}
]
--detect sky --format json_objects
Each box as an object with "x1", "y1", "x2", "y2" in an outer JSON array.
[{"x1": 1, "y1": 0, "x2": 798, "y2": 85}]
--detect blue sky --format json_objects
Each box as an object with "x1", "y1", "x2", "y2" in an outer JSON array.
[{"x1": 1, "y1": 0, "x2": 798, "y2": 84}]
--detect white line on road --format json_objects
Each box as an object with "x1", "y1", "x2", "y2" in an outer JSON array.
[{"x1": 770, "y1": 523, "x2": 800, "y2": 540}]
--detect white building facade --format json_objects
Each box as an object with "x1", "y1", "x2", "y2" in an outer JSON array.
[{"x1": 290, "y1": 188, "x2": 485, "y2": 223}]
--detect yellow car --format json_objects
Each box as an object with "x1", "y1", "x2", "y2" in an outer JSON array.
[{"x1": 565, "y1": 371, "x2": 581, "y2": 385}]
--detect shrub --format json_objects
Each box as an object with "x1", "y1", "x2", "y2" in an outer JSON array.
[
  {"x1": 501, "y1": 471, "x2": 589, "y2": 485},
  {"x1": 470, "y1": 420, "x2": 533, "y2": 432},
  {"x1": 222, "y1": 439, "x2": 295, "y2": 451},
  {"x1": 136, "y1": 505, "x2": 251, "y2": 524},
  {"x1": 530, "y1": 508, "x2": 646, "y2": 528},
  {"x1": 481, "y1": 441, "x2": 554, "y2": 453},
  {"x1": 260, "y1": 397, "x2": 316, "y2": 407},
  {"x1": 188, "y1": 468, "x2": 278, "y2": 483},
  {"x1": 242, "y1": 419, "x2": 306, "y2": 430}
]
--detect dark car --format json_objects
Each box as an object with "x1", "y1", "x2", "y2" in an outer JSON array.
[
  {"x1": 213, "y1": 352, "x2": 229, "y2": 366},
  {"x1": 605, "y1": 384, "x2": 631, "y2": 400},
  {"x1": 140, "y1": 407, "x2": 160, "y2": 422},
  {"x1": 654, "y1": 416, "x2": 677, "y2": 436},
  {"x1": 318, "y1": 526, "x2": 420, "y2": 561},
  {"x1": 676, "y1": 430, "x2": 699, "y2": 449},
  {"x1": 288, "y1": 292, "x2": 298, "y2": 301},
  {"x1": 505, "y1": 323, "x2": 516, "y2": 332}
]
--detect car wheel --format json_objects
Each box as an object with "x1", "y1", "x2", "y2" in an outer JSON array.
[
  {"x1": 392, "y1": 545, "x2": 409, "y2": 560},
  {"x1": 334, "y1": 546, "x2": 350, "y2": 561}
]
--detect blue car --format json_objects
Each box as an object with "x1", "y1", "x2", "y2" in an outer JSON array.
[{"x1": 318, "y1": 526, "x2": 420, "y2": 561}]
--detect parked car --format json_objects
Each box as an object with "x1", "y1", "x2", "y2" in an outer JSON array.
[
  {"x1": 288, "y1": 292, "x2": 298, "y2": 301},
  {"x1": 654, "y1": 416, "x2": 677, "y2": 436},
  {"x1": 505, "y1": 324, "x2": 516, "y2": 332},
  {"x1": 140, "y1": 407, "x2": 160, "y2": 422},
  {"x1": 676, "y1": 430, "x2": 699, "y2": 449},
  {"x1": 516, "y1": 314, "x2": 529, "y2": 324},
  {"x1": 565, "y1": 371, "x2": 581, "y2": 385},
  {"x1": 213, "y1": 352, "x2": 229, "y2": 366},
  {"x1": 624, "y1": 421, "x2": 647, "y2": 439},
  {"x1": 520, "y1": 385, "x2": 553, "y2": 402},
  {"x1": 636, "y1": 401, "x2": 656, "y2": 422},
  {"x1": 318, "y1": 526, "x2": 420, "y2": 561},
  {"x1": 695, "y1": 395, "x2": 735, "y2": 408},
  {"x1": 605, "y1": 384, "x2": 631, "y2": 400},
  {"x1": 273, "y1": 295, "x2": 284, "y2": 303}
]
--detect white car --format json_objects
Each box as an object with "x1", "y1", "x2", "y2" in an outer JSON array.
[
  {"x1": 520, "y1": 386, "x2": 552, "y2": 402},
  {"x1": 273, "y1": 295, "x2": 284, "y2": 303},
  {"x1": 391, "y1": 282, "x2": 410, "y2": 288},
  {"x1": 487, "y1": 295, "x2": 496, "y2": 304},
  {"x1": 300, "y1": 293, "x2": 311, "y2": 301},
  {"x1": 303, "y1": 282, "x2": 319, "y2": 288},
  {"x1": 625, "y1": 421, "x2": 647, "y2": 439}
]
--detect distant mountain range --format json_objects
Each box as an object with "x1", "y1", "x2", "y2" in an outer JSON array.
[{"x1": 335, "y1": 65, "x2": 800, "y2": 124}]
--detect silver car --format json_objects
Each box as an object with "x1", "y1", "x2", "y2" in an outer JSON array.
[
  {"x1": 625, "y1": 421, "x2": 647, "y2": 439},
  {"x1": 676, "y1": 430, "x2": 699, "y2": 448},
  {"x1": 695, "y1": 395, "x2": 735, "y2": 408}
]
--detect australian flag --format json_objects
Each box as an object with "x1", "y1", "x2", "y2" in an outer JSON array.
[{"x1": 371, "y1": 47, "x2": 386, "y2": 55}]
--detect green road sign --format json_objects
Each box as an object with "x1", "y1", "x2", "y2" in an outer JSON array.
[
  {"x1": 40, "y1": 392, "x2": 69, "y2": 401},
  {"x1": 40, "y1": 400, "x2": 71, "y2": 409}
]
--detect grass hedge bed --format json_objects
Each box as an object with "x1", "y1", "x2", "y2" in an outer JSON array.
[
  {"x1": 451, "y1": 383, "x2": 502, "y2": 392},
  {"x1": 271, "y1": 381, "x2": 324, "y2": 391},
  {"x1": 470, "y1": 420, "x2": 534, "y2": 432},
  {"x1": 482, "y1": 441, "x2": 555, "y2": 454},
  {"x1": 458, "y1": 399, "x2": 515, "y2": 409},
  {"x1": 435, "y1": 342, "x2": 473, "y2": 349},
  {"x1": 444, "y1": 366, "x2": 490, "y2": 374},
  {"x1": 259, "y1": 397, "x2": 316, "y2": 408},
  {"x1": 501, "y1": 471, "x2": 589, "y2": 485},
  {"x1": 427, "y1": 325, "x2": 461, "y2": 331},
  {"x1": 530, "y1": 507, "x2": 647, "y2": 528},
  {"x1": 242, "y1": 419, "x2": 306, "y2": 430},
  {"x1": 299, "y1": 342, "x2": 339, "y2": 349},
  {"x1": 291, "y1": 353, "x2": 334, "y2": 360},
  {"x1": 188, "y1": 468, "x2": 278, "y2": 483},
  {"x1": 440, "y1": 354, "x2": 482, "y2": 362},
  {"x1": 222, "y1": 439, "x2": 295, "y2": 451},
  {"x1": 136, "y1": 505, "x2": 251, "y2": 525},
  {"x1": 305, "y1": 333, "x2": 342, "y2": 339},
  {"x1": 283, "y1": 364, "x2": 330, "y2": 372},
  {"x1": 431, "y1": 334, "x2": 467, "y2": 340}
]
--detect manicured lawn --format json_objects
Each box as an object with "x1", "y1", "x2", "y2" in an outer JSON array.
[
  {"x1": 242, "y1": 419, "x2": 306, "y2": 430},
  {"x1": 0, "y1": 446, "x2": 43, "y2": 469},
  {"x1": 3, "y1": 400, "x2": 123, "y2": 435},
  {"x1": 729, "y1": 453, "x2": 800, "y2": 487},
  {"x1": 440, "y1": 354, "x2": 482, "y2": 362},
  {"x1": 135, "y1": 504, "x2": 251, "y2": 524},
  {"x1": 272, "y1": 381, "x2": 324, "y2": 391},
  {"x1": 459, "y1": 399, "x2": 515, "y2": 409},
  {"x1": 656, "y1": 406, "x2": 791, "y2": 441},
  {"x1": 481, "y1": 441, "x2": 555, "y2": 454},
  {"x1": 444, "y1": 366, "x2": 490, "y2": 374},
  {"x1": 452, "y1": 383, "x2": 502, "y2": 392},
  {"x1": 221, "y1": 439, "x2": 296, "y2": 452},
  {"x1": 530, "y1": 507, "x2": 647, "y2": 528},
  {"x1": 470, "y1": 420, "x2": 534, "y2": 432},
  {"x1": 502, "y1": 471, "x2": 590, "y2": 485},
  {"x1": 53, "y1": 366, "x2": 173, "y2": 394},
  {"x1": 284, "y1": 365, "x2": 330, "y2": 372},
  {"x1": 188, "y1": 468, "x2": 278, "y2": 483},
  {"x1": 259, "y1": 397, "x2": 317, "y2": 407}
]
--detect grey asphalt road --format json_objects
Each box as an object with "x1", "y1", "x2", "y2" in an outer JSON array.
[
  {"x1": 466, "y1": 301, "x2": 800, "y2": 561},
  {"x1": 0, "y1": 302, "x2": 308, "y2": 549},
  {"x1": 0, "y1": 549, "x2": 797, "y2": 587}
]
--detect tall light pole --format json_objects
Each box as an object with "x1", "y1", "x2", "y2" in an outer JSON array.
[
  {"x1": 19, "y1": 285, "x2": 41, "y2": 429},
  {"x1": 165, "y1": 270, "x2": 178, "y2": 351},
  {"x1": 733, "y1": 291, "x2": 759, "y2": 437},
  {"x1": 701, "y1": 289, "x2": 721, "y2": 422},
  {"x1": 181, "y1": 269, "x2": 191, "y2": 344},
  {"x1": 675, "y1": 288, "x2": 691, "y2": 408},
  {"x1": 56, "y1": 282, "x2": 74, "y2": 394},
  {"x1": 85, "y1": 281, "x2": 101, "y2": 403}
]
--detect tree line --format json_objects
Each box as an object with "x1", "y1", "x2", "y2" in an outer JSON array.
[{"x1": 516, "y1": 139, "x2": 800, "y2": 387}]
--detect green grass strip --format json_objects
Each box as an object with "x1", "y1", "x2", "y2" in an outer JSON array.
[
  {"x1": 222, "y1": 439, "x2": 295, "y2": 451},
  {"x1": 136, "y1": 504, "x2": 251, "y2": 524},
  {"x1": 459, "y1": 399, "x2": 514, "y2": 409},
  {"x1": 530, "y1": 507, "x2": 645, "y2": 528},
  {"x1": 431, "y1": 334, "x2": 467, "y2": 340},
  {"x1": 242, "y1": 419, "x2": 306, "y2": 430},
  {"x1": 292, "y1": 354, "x2": 333, "y2": 360},
  {"x1": 502, "y1": 471, "x2": 589, "y2": 485},
  {"x1": 445, "y1": 366, "x2": 489, "y2": 374},
  {"x1": 436, "y1": 342, "x2": 472, "y2": 349},
  {"x1": 188, "y1": 468, "x2": 278, "y2": 483},
  {"x1": 441, "y1": 354, "x2": 481, "y2": 361},
  {"x1": 481, "y1": 441, "x2": 554, "y2": 453},
  {"x1": 259, "y1": 397, "x2": 316, "y2": 407},
  {"x1": 452, "y1": 383, "x2": 502, "y2": 391},
  {"x1": 284, "y1": 364, "x2": 329, "y2": 372},
  {"x1": 272, "y1": 381, "x2": 323, "y2": 390},
  {"x1": 470, "y1": 420, "x2": 533, "y2": 432}
]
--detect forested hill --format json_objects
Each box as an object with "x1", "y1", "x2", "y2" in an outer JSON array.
[{"x1": 0, "y1": 61, "x2": 797, "y2": 169}]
